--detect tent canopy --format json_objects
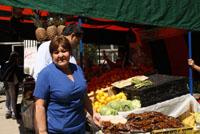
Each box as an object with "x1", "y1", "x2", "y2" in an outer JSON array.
[{"x1": 0, "y1": 0, "x2": 200, "y2": 31}]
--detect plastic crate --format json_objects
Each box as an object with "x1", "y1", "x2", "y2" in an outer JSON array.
[{"x1": 123, "y1": 74, "x2": 189, "y2": 107}]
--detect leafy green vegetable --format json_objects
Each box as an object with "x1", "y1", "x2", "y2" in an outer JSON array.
[
  {"x1": 132, "y1": 79, "x2": 153, "y2": 89},
  {"x1": 132, "y1": 99, "x2": 141, "y2": 109},
  {"x1": 107, "y1": 100, "x2": 122, "y2": 111},
  {"x1": 107, "y1": 100, "x2": 141, "y2": 112},
  {"x1": 118, "y1": 100, "x2": 133, "y2": 111},
  {"x1": 99, "y1": 106, "x2": 118, "y2": 115}
]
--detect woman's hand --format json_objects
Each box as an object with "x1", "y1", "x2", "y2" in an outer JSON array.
[
  {"x1": 188, "y1": 59, "x2": 194, "y2": 67},
  {"x1": 93, "y1": 112, "x2": 101, "y2": 127},
  {"x1": 38, "y1": 130, "x2": 48, "y2": 134}
]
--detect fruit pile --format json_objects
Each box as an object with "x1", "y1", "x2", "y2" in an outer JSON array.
[{"x1": 93, "y1": 90, "x2": 127, "y2": 113}]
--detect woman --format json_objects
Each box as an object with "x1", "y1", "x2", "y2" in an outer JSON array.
[
  {"x1": 3, "y1": 51, "x2": 23, "y2": 119},
  {"x1": 34, "y1": 35, "x2": 99, "y2": 134}
]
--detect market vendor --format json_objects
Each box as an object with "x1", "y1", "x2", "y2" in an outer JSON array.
[{"x1": 33, "y1": 35, "x2": 100, "y2": 134}]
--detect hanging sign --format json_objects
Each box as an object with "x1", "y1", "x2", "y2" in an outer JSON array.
[{"x1": 24, "y1": 40, "x2": 37, "y2": 76}]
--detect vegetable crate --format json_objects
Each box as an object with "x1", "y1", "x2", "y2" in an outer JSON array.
[
  {"x1": 152, "y1": 127, "x2": 193, "y2": 134},
  {"x1": 123, "y1": 74, "x2": 189, "y2": 107}
]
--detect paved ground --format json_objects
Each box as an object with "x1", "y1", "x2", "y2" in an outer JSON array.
[{"x1": 0, "y1": 94, "x2": 22, "y2": 134}]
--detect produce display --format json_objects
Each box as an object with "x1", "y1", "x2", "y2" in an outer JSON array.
[
  {"x1": 92, "y1": 89, "x2": 141, "y2": 115},
  {"x1": 124, "y1": 74, "x2": 189, "y2": 107},
  {"x1": 100, "y1": 99, "x2": 141, "y2": 116},
  {"x1": 86, "y1": 69, "x2": 194, "y2": 133},
  {"x1": 87, "y1": 66, "x2": 154, "y2": 92},
  {"x1": 101, "y1": 111, "x2": 183, "y2": 133},
  {"x1": 93, "y1": 90, "x2": 127, "y2": 113}
]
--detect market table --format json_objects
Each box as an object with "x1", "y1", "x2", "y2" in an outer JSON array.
[{"x1": 99, "y1": 94, "x2": 200, "y2": 134}]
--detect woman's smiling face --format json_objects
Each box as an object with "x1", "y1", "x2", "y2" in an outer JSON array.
[
  {"x1": 52, "y1": 46, "x2": 70, "y2": 68},
  {"x1": 49, "y1": 35, "x2": 72, "y2": 70}
]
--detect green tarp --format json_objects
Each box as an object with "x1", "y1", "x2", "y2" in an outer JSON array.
[{"x1": 1, "y1": 0, "x2": 200, "y2": 31}]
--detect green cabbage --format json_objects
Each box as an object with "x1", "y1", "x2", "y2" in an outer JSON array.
[
  {"x1": 99, "y1": 106, "x2": 118, "y2": 115},
  {"x1": 132, "y1": 99, "x2": 141, "y2": 109},
  {"x1": 107, "y1": 100, "x2": 122, "y2": 111},
  {"x1": 119, "y1": 100, "x2": 133, "y2": 111},
  {"x1": 107, "y1": 99, "x2": 141, "y2": 112}
]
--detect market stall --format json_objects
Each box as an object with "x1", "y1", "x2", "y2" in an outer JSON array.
[{"x1": 1, "y1": 1, "x2": 200, "y2": 133}]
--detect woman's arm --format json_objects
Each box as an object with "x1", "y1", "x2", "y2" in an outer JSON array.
[
  {"x1": 84, "y1": 93, "x2": 93, "y2": 116},
  {"x1": 34, "y1": 98, "x2": 48, "y2": 134},
  {"x1": 84, "y1": 93, "x2": 100, "y2": 126},
  {"x1": 192, "y1": 64, "x2": 200, "y2": 72}
]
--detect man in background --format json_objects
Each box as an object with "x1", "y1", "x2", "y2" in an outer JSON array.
[{"x1": 33, "y1": 23, "x2": 83, "y2": 80}]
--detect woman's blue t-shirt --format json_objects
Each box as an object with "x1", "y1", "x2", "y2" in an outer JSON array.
[{"x1": 33, "y1": 63, "x2": 87, "y2": 133}]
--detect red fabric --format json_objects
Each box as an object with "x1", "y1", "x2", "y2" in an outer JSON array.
[
  {"x1": 82, "y1": 23, "x2": 128, "y2": 31},
  {"x1": 164, "y1": 35, "x2": 188, "y2": 76},
  {"x1": 89, "y1": 17, "x2": 116, "y2": 22},
  {"x1": 0, "y1": 16, "x2": 10, "y2": 21},
  {"x1": 0, "y1": 5, "x2": 48, "y2": 23},
  {"x1": 0, "y1": 5, "x2": 12, "y2": 11},
  {"x1": 157, "y1": 28, "x2": 186, "y2": 39},
  {"x1": 0, "y1": 5, "x2": 48, "y2": 16}
]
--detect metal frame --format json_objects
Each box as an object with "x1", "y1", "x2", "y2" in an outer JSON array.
[{"x1": 0, "y1": 41, "x2": 39, "y2": 51}]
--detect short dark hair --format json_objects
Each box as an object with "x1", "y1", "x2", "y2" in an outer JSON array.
[
  {"x1": 49, "y1": 35, "x2": 72, "y2": 55},
  {"x1": 62, "y1": 23, "x2": 83, "y2": 36}
]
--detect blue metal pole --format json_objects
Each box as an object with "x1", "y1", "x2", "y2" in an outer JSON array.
[
  {"x1": 188, "y1": 32, "x2": 193, "y2": 95},
  {"x1": 78, "y1": 18, "x2": 84, "y2": 68}
]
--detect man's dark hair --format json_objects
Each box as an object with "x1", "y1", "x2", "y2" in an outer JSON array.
[{"x1": 62, "y1": 23, "x2": 83, "y2": 36}]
